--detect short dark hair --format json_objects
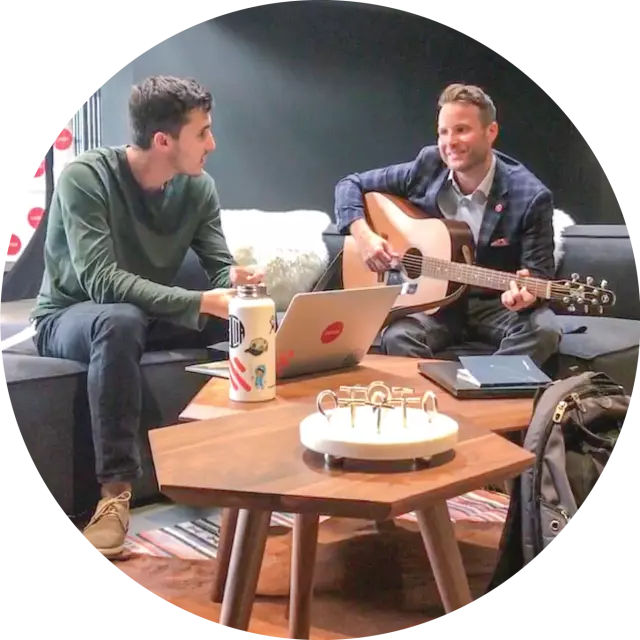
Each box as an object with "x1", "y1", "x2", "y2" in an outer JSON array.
[
  {"x1": 437, "y1": 83, "x2": 497, "y2": 126},
  {"x1": 128, "y1": 75, "x2": 213, "y2": 149}
]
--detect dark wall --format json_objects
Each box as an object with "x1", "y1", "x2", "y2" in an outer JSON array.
[{"x1": 100, "y1": 1, "x2": 623, "y2": 225}]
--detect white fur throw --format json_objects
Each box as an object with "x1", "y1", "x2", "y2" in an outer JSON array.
[
  {"x1": 220, "y1": 208, "x2": 331, "y2": 310},
  {"x1": 553, "y1": 208, "x2": 575, "y2": 270}
]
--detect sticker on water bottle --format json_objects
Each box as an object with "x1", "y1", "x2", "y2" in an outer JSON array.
[
  {"x1": 254, "y1": 364, "x2": 267, "y2": 390},
  {"x1": 229, "y1": 315, "x2": 245, "y2": 349},
  {"x1": 229, "y1": 357, "x2": 251, "y2": 391},
  {"x1": 244, "y1": 337, "x2": 269, "y2": 356}
]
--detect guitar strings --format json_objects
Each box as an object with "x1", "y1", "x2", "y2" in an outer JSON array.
[{"x1": 395, "y1": 253, "x2": 602, "y2": 299}]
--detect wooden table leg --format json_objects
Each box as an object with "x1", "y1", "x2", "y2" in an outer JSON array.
[
  {"x1": 289, "y1": 513, "x2": 320, "y2": 640},
  {"x1": 375, "y1": 518, "x2": 397, "y2": 533},
  {"x1": 219, "y1": 508, "x2": 271, "y2": 630},
  {"x1": 414, "y1": 501, "x2": 473, "y2": 613},
  {"x1": 211, "y1": 507, "x2": 239, "y2": 603}
]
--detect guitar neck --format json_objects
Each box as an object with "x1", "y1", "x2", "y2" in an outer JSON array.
[{"x1": 419, "y1": 255, "x2": 554, "y2": 299}]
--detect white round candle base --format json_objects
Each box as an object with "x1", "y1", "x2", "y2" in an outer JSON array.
[{"x1": 299, "y1": 405, "x2": 458, "y2": 462}]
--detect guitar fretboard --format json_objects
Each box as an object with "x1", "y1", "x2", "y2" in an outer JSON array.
[{"x1": 414, "y1": 255, "x2": 554, "y2": 299}]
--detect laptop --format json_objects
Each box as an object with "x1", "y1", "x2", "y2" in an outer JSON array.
[
  {"x1": 187, "y1": 284, "x2": 403, "y2": 380},
  {"x1": 418, "y1": 359, "x2": 551, "y2": 399}
]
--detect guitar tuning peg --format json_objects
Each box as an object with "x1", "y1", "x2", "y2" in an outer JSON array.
[
  {"x1": 568, "y1": 304, "x2": 576, "y2": 313},
  {"x1": 584, "y1": 305, "x2": 589, "y2": 314},
  {"x1": 586, "y1": 276, "x2": 594, "y2": 285},
  {"x1": 600, "y1": 279, "x2": 608, "y2": 288},
  {"x1": 571, "y1": 273, "x2": 580, "y2": 282},
  {"x1": 598, "y1": 305, "x2": 604, "y2": 314}
]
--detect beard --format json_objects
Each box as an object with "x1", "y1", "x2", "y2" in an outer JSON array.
[{"x1": 169, "y1": 151, "x2": 206, "y2": 177}]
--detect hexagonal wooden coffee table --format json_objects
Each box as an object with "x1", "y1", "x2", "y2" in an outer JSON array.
[{"x1": 150, "y1": 385, "x2": 534, "y2": 639}]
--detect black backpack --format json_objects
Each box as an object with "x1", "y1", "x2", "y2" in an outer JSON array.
[{"x1": 487, "y1": 370, "x2": 629, "y2": 590}]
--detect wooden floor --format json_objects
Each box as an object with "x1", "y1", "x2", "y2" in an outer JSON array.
[{"x1": 115, "y1": 517, "x2": 504, "y2": 638}]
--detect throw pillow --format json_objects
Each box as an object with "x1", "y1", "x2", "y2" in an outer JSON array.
[{"x1": 220, "y1": 208, "x2": 331, "y2": 311}]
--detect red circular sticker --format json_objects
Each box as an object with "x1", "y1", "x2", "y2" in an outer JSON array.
[
  {"x1": 34, "y1": 160, "x2": 45, "y2": 178},
  {"x1": 321, "y1": 321, "x2": 344, "y2": 344},
  {"x1": 55, "y1": 128, "x2": 73, "y2": 150},
  {"x1": 8, "y1": 234, "x2": 22, "y2": 256},
  {"x1": 27, "y1": 207, "x2": 45, "y2": 228}
]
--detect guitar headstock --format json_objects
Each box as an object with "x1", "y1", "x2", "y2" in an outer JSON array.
[{"x1": 554, "y1": 273, "x2": 616, "y2": 314}]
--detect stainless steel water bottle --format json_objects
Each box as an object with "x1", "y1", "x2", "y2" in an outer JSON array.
[{"x1": 227, "y1": 283, "x2": 277, "y2": 402}]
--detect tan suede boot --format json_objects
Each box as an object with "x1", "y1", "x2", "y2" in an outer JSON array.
[{"x1": 83, "y1": 491, "x2": 131, "y2": 558}]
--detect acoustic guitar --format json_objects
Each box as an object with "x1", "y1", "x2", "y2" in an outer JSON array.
[{"x1": 341, "y1": 192, "x2": 615, "y2": 326}]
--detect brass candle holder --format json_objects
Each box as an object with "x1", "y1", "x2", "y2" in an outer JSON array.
[{"x1": 316, "y1": 380, "x2": 438, "y2": 433}]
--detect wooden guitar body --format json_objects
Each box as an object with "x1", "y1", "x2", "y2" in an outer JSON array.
[
  {"x1": 341, "y1": 192, "x2": 615, "y2": 325},
  {"x1": 342, "y1": 192, "x2": 474, "y2": 316}
]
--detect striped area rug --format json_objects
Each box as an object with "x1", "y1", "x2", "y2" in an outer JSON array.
[{"x1": 124, "y1": 490, "x2": 510, "y2": 559}]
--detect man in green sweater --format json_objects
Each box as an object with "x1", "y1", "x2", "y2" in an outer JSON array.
[{"x1": 31, "y1": 75, "x2": 262, "y2": 558}]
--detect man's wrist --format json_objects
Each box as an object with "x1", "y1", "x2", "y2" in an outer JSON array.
[
  {"x1": 349, "y1": 218, "x2": 372, "y2": 240},
  {"x1": 199, "y1": 289, "x2": 235, "y2": 319}
]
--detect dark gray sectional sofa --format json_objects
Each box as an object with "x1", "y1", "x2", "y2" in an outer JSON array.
[{"x1": 2, "y1": 223, "x2": 637, "y2": 521}]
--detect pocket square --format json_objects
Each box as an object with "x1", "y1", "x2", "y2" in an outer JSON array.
[{"x1": 490, "y1": 237, "x2": 510, "y2": 247}]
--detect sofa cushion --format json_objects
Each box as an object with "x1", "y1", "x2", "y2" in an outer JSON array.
[
  {"x1": 0, "y1": 322, "x2": 38, "y2": 356},
  {"x1": 0, "y1": 298, "x2": 37, "y2": 325},
  {"x1": 171, "y1": 248, "x2": 212, "y2": 292},
  {"x1": 3, "y1": 345, "x2": 213, "y2": 517},
  {"x1": 557, "y1": 316, "x2": 640, "y2": 360},
  {"x1": 3, "y1": 352, "x2": 86, "y2": 382},
  {"x1": 555, "y1": 316, "x2": 639, "y2": 393},
  {"x1": 0, "y1": 299, "x2": 38, "y2": 355},
  {"x1": 2, "y1": 346, "x2": 213, "y2": 383}
]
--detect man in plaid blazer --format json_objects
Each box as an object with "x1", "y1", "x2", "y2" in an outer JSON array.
[{"x1": 334, "y1": 83, "x2": 562, "y2": 367}]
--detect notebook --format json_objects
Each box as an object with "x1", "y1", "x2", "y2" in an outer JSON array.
[
  {"x1": 458, "y1": 355, "x2": 552, "y2": 388},
  {"x1": 418, "y1": 358, "x2": 551, "y2": 400}
]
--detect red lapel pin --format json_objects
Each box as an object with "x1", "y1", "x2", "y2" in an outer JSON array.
[{"x1": 495, "y1": 203, "x2": 504, "y2": 213}]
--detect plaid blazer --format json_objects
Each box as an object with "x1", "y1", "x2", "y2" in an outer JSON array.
[{"x1": 334, "y1": 145, "x2": 556, "y2": 279}]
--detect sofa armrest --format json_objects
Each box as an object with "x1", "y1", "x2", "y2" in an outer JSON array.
[
  {"x1": 312, "y1": 224, "x2": 346, "y2": 292},
  {"x1": 322, "y1": 223, "x2": 344, "y2": 262},
  {"x1": 554, "y1": 225, "x2": 639, "y2": 321}
]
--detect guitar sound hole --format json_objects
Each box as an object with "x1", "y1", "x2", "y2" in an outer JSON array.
[{"x1": 402, "y1": 248, "x2": 423, "y2": 279}]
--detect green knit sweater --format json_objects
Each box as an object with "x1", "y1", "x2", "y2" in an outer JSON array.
[{"x1": 31, "y1": 146, "x2": 235, "y2": 330}]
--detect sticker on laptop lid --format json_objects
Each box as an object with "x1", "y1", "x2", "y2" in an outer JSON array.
[
  {"x1": 320, "y1": 321, "x2": 343, "y2": 344},
  {"x1": 276, "y1": 349, "x2": 295, "y2": 374}
]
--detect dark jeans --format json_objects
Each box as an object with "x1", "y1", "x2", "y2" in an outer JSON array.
[
  {"x1": 380, "y1": 295, "x2": 562, "y2": 367},
  {"x1": 34, "y1": 302, "x2": 227, "y2": 485}
]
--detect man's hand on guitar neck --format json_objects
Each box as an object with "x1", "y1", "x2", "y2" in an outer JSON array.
[
  {"x1": 349, "y1": 219, "x2": 400, "y2": 273},
  {"x1": 502, "y1": 269, "x2": 537, "y2": 312}
]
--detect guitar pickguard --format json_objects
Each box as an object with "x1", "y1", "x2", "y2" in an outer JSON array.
[{"x1": 384, "y1": 268, "x2": 406, "y2": 287}]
